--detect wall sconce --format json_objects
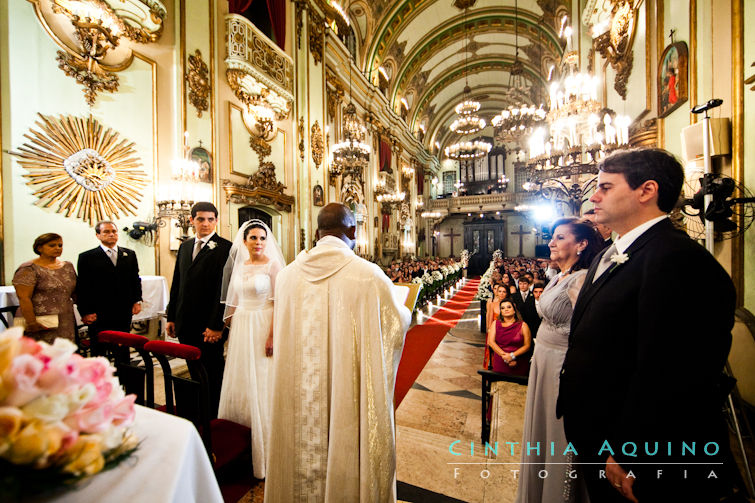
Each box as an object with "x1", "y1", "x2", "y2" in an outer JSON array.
[
  {"x1": 156, "y1": 133, "x2": 203, "y2": 242},
  {"x1": 32, "y1": 0, "x2": 166, "y2": 105}
]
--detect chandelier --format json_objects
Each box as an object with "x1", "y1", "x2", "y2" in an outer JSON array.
[
  {"x1": 492, "y1": 0, "x2": 546, "y2": 147},
  {"x1": 331, "y1": 102, "x2": 370, "y2": 178},
  {"x1": 450, "y1": 87, "x2": 486, "y2": 135},
  {"x1": 445, "y1": 140, "x2": 492, "y2": 160},
  {"x1": 524, "y1": 52, "x2": 630, "y2": 177},
  {"x1": 445, "y1": 5, "x2": 491, "y2": 159}
]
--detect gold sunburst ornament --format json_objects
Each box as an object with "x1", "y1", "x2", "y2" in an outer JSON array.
[{"x1": 11, "y1": 114, "x2": 148, "y2": 226}]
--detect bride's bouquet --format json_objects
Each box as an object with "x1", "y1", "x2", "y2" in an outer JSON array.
[{"x1": 0, "y1": 328, "x2": 137, "y2": 497}]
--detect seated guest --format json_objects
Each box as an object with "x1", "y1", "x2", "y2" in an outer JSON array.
[
  {"x1": 583, "y1": 208, "x2": 613, "y2": 249},
  {"x1": 514, "y1": 276, "x2": 540, "y2": 337},
  {"x1": 12, "y1": 233, "x2": 77, "y2": 343},
  {"x1": 488, "y1": 300, "x2": 531, "y2": 376},
  {"x1": 483, "y1": 284, "x2": 508, "y2": 369},
  {"x1": 532, "y1": 281, "x2": 545, "y2": 312}
]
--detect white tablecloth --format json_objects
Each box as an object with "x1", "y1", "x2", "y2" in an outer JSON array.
[
  {"x1": 0, "y1": 276, "x2": 168, "y2": 328},
  {"x1": 133, "y1": 275, "x2": 169, "y2": 322},
  {"x1": 33, "y1": 406, "x2": 223, "y2": 503}
]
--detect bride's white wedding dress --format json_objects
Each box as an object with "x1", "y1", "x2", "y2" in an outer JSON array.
[{"x1": 218, "y1": 260, "x2": 279, "y2": 479}]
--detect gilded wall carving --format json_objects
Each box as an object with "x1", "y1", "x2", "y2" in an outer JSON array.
[
  {"x1": 11, "y1": 114, "x2": 148, "y2": 226},
  {"x1": 311, "y1": 121, "x2": 323, "y2": 168},
  {"x1": 592, "y1": 0, "x2": 639, "y2": 100},
  {"x1": 187, "y1": 49, "x2": 210, "y2": 117},
  {"x1": 308, "y1": 9, "x2": 325, "y2": 65}
]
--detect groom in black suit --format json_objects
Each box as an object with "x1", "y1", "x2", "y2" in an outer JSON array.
[
  {"x1": 77, "y1": 221, "x2": 142, "y2": 355},
  {"x1": 167, "y1": 202, "x2": 232, "y2": 416},
  {"x1": 557, "y1": 149, "x2": 735, "y2": 502}
]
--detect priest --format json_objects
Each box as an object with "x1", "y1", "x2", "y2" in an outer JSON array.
[{"x1": 265, "y1": 203, "x2": 411, "y2": 502}]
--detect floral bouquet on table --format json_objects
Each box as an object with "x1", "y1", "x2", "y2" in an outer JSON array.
[{"x1": 0, "y1": 328, "x2": 138, "y2": 499}]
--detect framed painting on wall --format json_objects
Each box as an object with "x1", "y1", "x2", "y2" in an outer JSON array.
[
  {"x1": 313, "y1": 184, "x2": 324, "y2": 206},
  {"x1": 190, "y1": 146, "x2": 212, "y2": 183},
  {"x1": 658, "y1": 41, "x2": 688, "y2": 118}
]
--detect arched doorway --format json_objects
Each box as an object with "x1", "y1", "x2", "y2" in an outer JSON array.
[{"x1": 238, "y1": 207, "x2": 272, "y2": 229}]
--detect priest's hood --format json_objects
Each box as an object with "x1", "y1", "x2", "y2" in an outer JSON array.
[{"x1": 294, "y1": 236, "x2": 357, "y2": 282}]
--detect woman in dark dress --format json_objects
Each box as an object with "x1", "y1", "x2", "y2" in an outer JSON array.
[
  {"x1": 12, "y1": 233, "x2": 77, "y2": 344},
  {"x1": 488, "y1": 299, "x2": 531, "y2": 376}
]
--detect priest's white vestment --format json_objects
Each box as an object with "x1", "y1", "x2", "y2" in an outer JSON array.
[{"x1": 264, "y1": 236, "x2": 411, "y2": 502}]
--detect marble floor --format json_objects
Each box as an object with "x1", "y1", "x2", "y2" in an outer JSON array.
[{"x1": 395, "y1": 296, "x2": 528, "y2": 503}]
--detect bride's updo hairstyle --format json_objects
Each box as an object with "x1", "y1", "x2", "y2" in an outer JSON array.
[{"x1": 244, "y1": 222, "x2": 268, "y2": 239}]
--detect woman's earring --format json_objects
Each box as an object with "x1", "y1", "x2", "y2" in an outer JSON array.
[{"x1": 577, "y1": 250, "x2": 581, "y2": 256}]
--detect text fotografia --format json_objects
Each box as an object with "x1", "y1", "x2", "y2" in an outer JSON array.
[{"x1": 447, "y1": 440, "x2": 722, "y2": 458}]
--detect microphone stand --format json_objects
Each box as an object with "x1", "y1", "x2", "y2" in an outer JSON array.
[{"x1": 691, "y1": 98, "x2": 723, "y2": 254}]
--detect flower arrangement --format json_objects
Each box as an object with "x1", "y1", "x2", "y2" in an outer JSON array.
[
  {"x1": 0, "y1": 329, "x2": 137, "y2": 497},
  {"x1": 460, "y1": 250, "x2": 470, "y2": 268},
  {"x1": 431, "y1": 270, "x2": 443, "y2": 282},
  {"x1": 421, "y1": 272, "x2": 434, "y2": 286},
  {"x1": 475, "y1": 261, "x2": 495, "y2": 301},
  {"x1": 492, "y1": 249, "x2": 503, "y2": 260}
]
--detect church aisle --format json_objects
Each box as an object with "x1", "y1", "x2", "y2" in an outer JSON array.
[{"x1": 396, "y1": 294, "x2": 528, "y2": 503}]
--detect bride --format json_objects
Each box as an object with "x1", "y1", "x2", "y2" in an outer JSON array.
[{"x1": 218, "y1": 219, "x2": 284, "y2": 479}]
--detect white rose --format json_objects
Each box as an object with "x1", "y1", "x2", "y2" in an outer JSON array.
[
  {"x1": 67, "y1": 383, "x2": 97, "y2": 413},
  {"x1": 22, "y1": 394, "x2": 71, "y2": 423}
]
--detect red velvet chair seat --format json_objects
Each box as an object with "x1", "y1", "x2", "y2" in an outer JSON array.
[
  {"x1": 144, "y1": 340, "x2": 252, "y2": 472},
  {"x1": 98, "y1": 330, "x2": 149, "y2": 348}
]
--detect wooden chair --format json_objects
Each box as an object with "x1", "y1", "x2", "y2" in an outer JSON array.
[
  {"x1": 0, "y1": 305, "x2": 17, "y2": 329},
  {"x1": 143, "y1": 340, "x2": 251, "y2": 471},
  {"x1": 97, "y1": 331, "x2": 154, "y2": 408}
]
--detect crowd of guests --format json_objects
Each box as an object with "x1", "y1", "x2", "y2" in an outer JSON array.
[{"x1": 382, "y1": 256, "x2": 457, "y2": 283}]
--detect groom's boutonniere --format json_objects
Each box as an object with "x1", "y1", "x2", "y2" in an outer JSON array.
[
  {"x1": 207, "y1": 241, "x2": 217, "y2": 250},
  {"x1": 122, "y1": 251, "x2": 128, "y2": 257},
  {"x1": 608, "y1": 251, "x2": 629, "y2": 273}
]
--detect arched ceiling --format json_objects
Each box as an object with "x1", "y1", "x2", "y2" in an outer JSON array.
[{"x1": 348, "y1": 0, "x2": 571, "y2": 159}]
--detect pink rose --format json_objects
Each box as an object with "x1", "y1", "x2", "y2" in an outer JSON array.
[
  {"x1": 111, "y1": 395, "x2": 136, "y2": 427},
  {"x1": 37, "y1": 359, "x2": 80, "y2": 394},
  {"x1": 76, "y1": 358, "x2": 113, "y2": 387},
  {"x1": 66, "y1": 403, "x2": 113, "y2": 433},
  {"x1": 3, "y1": 354, "x2": 44, "y2": 406},
  {"x1": 16, "y1": 336, "x2": 42, "y2": 357}
]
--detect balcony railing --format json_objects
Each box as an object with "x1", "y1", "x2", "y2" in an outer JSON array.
[
  {"x1": 427, "y1": 192, "x2": 537, "y2": 211},
  {"x1": 225, "y1": 14, "x2": 294, "y2": 118}
]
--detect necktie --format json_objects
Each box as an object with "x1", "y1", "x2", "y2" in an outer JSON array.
[
  {"x1": 192, "y1": 239, "x2": 204, "y2": 260},
  {"x1": 592, "y1": 243, "x2": 618, "y2": 283},
  {"x1": 107, "y1": 248, "x2": 117, "y2": 266}
]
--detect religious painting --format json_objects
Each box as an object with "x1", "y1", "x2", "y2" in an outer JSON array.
[
  {"x1": 190, "y1": 146, "x2": 212, "y2": 183},
  {"x1": 313, "y1": 184, "x2": 324, "y2": 206},
  {"x1": 658, "y1": 42, "x2": 688, "y2": 118}
]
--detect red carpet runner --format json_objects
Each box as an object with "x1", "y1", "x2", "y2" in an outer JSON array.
[{"x1": 394, "y1": 278, "x2": 481, "y2": 408}]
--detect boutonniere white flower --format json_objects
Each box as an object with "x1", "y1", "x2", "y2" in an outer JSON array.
[
  {"x1": 207, "y1": 241, "x2": 217, "y2": 250},
  {"x1": 122, "y1": 251, "x2": 128, "y2": 257},
  {"x1": 609, "y1": 252, "x2": 629, "y2": 265}
]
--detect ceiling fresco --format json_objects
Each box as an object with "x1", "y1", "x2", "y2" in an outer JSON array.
[{"x1": 345, "y1": 0, "x2": 572, "y2": 156}]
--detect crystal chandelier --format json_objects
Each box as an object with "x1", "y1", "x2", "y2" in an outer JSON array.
[
  {"x1": 524, "y1": 44, "x2": 630, "y2": 178},
  {"x1": 445, "y1": 140, "x2": 492, "y2": 159},
  {"x1": 492, "y1": 0, "x2": 546, "y2": 147},
  {"x1": 450, "y1": 86, "x2": 486, "y2": 135},
  {"x1": 446, "y1": 5, "x2": 491, "y2": 159},
  {"x1": 331, "y1": 102, "x2": 370, "y2": 178}
]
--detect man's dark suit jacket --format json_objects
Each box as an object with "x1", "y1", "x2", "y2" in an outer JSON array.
[
  {"x1": 167, "y1": 233, "x2": 232, "y2": 341},
  {"x1": 557, "y1": 218, "x2": 735, "y2": 499},
  {"x1": 513, "y1": 290, "x2": 540, "y2": 337},
  {"x1": 77, "y1": 246, "x2": 142, "y2": 325}
]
